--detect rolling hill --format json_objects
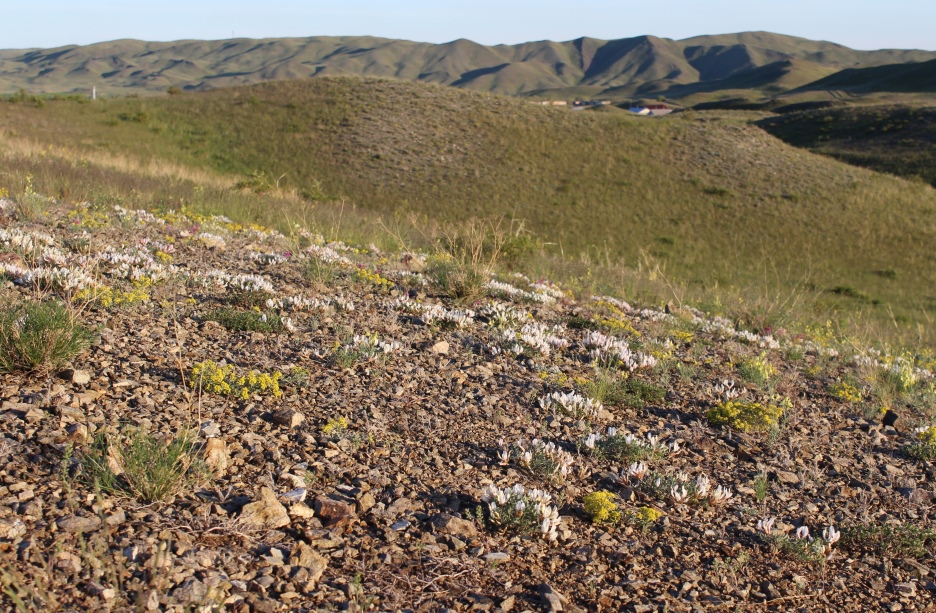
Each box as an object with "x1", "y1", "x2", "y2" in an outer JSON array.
[
  {"x1": 794, "y1": 57, "x2": 936, "y2": 93},
  {"x1": 759, "y1": 104, "x2": 936, "y2": 187},
  {"x1": 1, "y1": 77, "x2": 934, "y2": 330},
  {"x1": 1, "y1": 32, "x2": 935, "y2": 100}
]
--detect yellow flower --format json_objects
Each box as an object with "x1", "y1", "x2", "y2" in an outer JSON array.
[{"x1": 583, "y1": 491, "x2": 621, "y2": 525}]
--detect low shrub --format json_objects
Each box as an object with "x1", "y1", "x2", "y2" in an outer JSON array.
[
  {"x1": 706, "y1": 400, "x2": 783, "y2": 433},
  {"x1": 583, "y1": 491, "x2": 621, "y2": 525},
  {"x1": 205, "y1": 307, "x2": 287, "y2": 333}
]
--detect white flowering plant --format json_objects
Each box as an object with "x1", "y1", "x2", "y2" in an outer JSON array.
[
  {"x1": 498, "y1": 438, "x2": 575, "y2": 481},
  {"x1": 631, "y1": 470, "x2": 733, "y2": 507},
  {"x1": 539, "y1": 390, "x2": 603, "y2": 420},
  {"x1": 756, "y1": 517, "x2": 840, "y2": 565},
  {"x1": 331, "y1": 332, "x2": 401, "y2": 367},
  {"x1": 583, "y1": 427, "x2": 670, "y2": 463},
  {"x1": 480, "y1": 483, "x2": 561, "y2": 541}
]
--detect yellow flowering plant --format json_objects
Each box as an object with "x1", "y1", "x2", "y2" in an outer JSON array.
[{"x1": 190, "y1": 360, "x2": 283, "y2": 399}]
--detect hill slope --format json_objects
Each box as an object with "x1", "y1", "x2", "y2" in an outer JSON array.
[
  {"x1": 758, "y1": 104, "x2": 936, "y2": 186},
  {"x1": 795, "y1": 57, "x2": 936, "y2": 93},
  {"x1": 1, "y1": 32, "x2": 935, "y2": 99},
  {"x1": 2, "y1": 78, "x2": 934, "y2": 328}
]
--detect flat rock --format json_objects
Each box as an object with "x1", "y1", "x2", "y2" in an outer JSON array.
[
  {"x1": 314, "y1": 495, "x2": 355, "y2": 528},
  {"x1": 430, "y1": 512, "x2": 478, "y2": 539},
  {"x1": 56, "y1": 514, "x2": 102, "y2": 533},
  {"x1": 240, "y1": 487, "x2": 290, "y2": 529},
  {"x1": 775, "y1": 470, "x2": 800, "y2": 485},
  {"x1": 431, "y1": 341, "x2": 449, "y2": 354}
]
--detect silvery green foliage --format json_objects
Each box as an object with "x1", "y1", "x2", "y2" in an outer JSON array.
[
  {"x1": 481, "y1": 483, "x2": 560, "y2": 541},
  {"x1": 539, "y1": 390, "x2": 602, "y2": 419},
  {"x1": 582, "y1": 330, "x2": 657, "y2": 371}
]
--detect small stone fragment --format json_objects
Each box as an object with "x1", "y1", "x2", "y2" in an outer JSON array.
[
  {"x1": 200, "y1": 420, "x2": 221, "y2": 438},
  {"x1": 60, "y1": 369, "x2": 91, "y2": 385},
  {"x1": 775, "y1": 471, "x2": 800, "y2": 485},
  {"x1": 430, "y1": 512, "x2": 478, "y2": 539},
  {"x1": 291, "y1": 541, "x2": 328, "y2": 590},
  {"x1": 356, "y1": 492, "x2": 376, "y2": 514},
  {"x1": 288, "y1": 503, "x2": 317, "y2": 519},
  {"x1": 431, "y1": 341, "x2": 449, "y2": 354},
  {"x1": 66, "y1": 423, "x2": 89, "y2": 444},
  {"x1": 24, "y1": 408, "x2": 45, "y2": 424},
  {"x1": 272, "y1": 408, "x2": 305, "y2": 429},
  {"x1": 203, "y1": 438, "x2": 229, "y2": 474},
  {"x1": 240, "y1": 487, "x2": 290, "y2": 529},
  {"x1": 56, "y1": 514, "x2": 102, "y2": 533},
  {"x1": 538, "y1": 583, "x2": 566, "y2": 612},
  {"x1": 314, "y1": 495, "x2": 355, "y2": 528},
  {"x1": 0, "y1": 517, "x2": 27, "y2": 540}
]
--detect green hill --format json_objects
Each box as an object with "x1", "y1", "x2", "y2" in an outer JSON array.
[
  {"x1": 2, "y1": 77, "x2": 934, "y2": 331},
  {"x1": 759, "y1": 104, "x2": 936, "y2": 187},
  {"x1": 795, "y1": 58, "x2": 936, "y2": 93},
  {"x1": 2, "y1": 32, "x2": 935, "y2": 101}
]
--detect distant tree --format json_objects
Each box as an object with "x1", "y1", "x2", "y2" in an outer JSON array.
[{"x1": 167, "y1": 86, "x2": 183, "y2": 95}]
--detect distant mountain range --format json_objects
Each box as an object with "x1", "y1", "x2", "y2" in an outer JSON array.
[{"x1": 2, "y1": 32, "x2": 935, "y2": 99}]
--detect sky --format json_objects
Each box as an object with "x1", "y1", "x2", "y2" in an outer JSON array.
[{"x1": 4, "y1": 0, "x2": 935, "y2": 51}]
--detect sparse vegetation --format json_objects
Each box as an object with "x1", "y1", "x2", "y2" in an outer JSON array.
[
  {"x1": 0, "y1": 300, "x2": 95, "y2": 375},
  {"x1": 205, "y1": 307, "x2": 287, "y2": 333},
  {"x1": 706, "y1": 400, "x2": 783, "y2": 433},
  {"x1": 582, "y1": 491, "x2": 622, "y2": 525},
  {"x1": 79, "y1": 428, "x2": 205, "y2": 503}
]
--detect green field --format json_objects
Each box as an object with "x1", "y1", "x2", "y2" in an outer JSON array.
[{"x1": 2, "y1": 78, "x2": 935, "y2": 346}]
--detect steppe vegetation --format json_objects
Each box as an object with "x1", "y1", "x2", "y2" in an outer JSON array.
[
  {"x1": 0, "y1": 94, "x2": 935, "y2": 611},
  {"x1": 2, "y1": 78, "x2": 936, "y2": 348}
]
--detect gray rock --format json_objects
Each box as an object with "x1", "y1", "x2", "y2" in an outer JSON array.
[
  {"x1": 0, "y1": 517, "x2": 26, "y2": 539},
  {"x1": 200, "y1": 420, "x2": 221, "y2": 438},
  {"x1": 56, "y1": 514, "x2": 102, "y2": 533},
  {"x1": 430, "y1": 512, "x2": 478, "y2": 539}
]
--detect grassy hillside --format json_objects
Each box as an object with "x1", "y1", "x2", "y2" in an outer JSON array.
[
  {"x1": 759, "y1": 104, "x2": 936, "y2": 187},
  {"x1": 796, "y1": 58, "x2": 936, "y2": 93},
  {"x1": 2, "y1": 32, "x2": 935, "y2": 101},
  {"x1": 1, "y1": 78, "x2": 935, "y2": 341}
]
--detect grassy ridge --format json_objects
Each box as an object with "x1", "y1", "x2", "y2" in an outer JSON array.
[
  {"x1": 3, "y1": 32, "x2": 936, "y2": 100},
  {"x1": 1, "y1": 78, "x2": 935, "y2": 342},
  {"x1": 759, "y1": 104, "x2": 936, "y2": 187}
]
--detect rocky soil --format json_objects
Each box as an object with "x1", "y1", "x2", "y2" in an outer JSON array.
[{"x1": 0, "y1": 200, "x2": 935, "y2": 612}]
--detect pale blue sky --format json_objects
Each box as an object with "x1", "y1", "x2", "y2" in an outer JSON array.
[{"x1": 4, "y1": 1, "x2": 934, "y2": 51}]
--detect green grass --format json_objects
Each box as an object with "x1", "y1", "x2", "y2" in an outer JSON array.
[
  {"x1": 205, "y1": 307, "x2": 286, "y2": 333},
  {"x1": 79, "y1": 428, "x2": 206, "y2": 503},
  {"x1": 759, "y1": 104, "x2": 936, "y2": 187},
  {"x1": 1, "y1": 78, "x2": 936, "y2": 347},
  {"x1": 0, "y1": 300, "x2": 96, "y2": 376}
]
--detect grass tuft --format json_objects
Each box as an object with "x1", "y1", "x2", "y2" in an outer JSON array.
[{"x1": 0, "y1": 300, "x2": 95, "y2": 375}]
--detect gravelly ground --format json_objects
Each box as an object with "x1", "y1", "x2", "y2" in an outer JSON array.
[{"x1": 0, "y1": 201, "x2": 935, "y2": 612}]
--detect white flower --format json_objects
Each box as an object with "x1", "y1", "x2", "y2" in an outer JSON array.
[
  {"x1": 795, "y1": 526, "x2": 810, "y2": 540},
  {"x1": 695, "y1": 475, "x2": 711, "y2": 498},
  {"x1": 709, "y1": 485, "x2": 733, "y2": 505},
  {"x1": 627, "y1": 461, "x2": 648, "y2": 481},
  {"x1": 822, "y1": 526, "x2": 840, "y2": 544},
  {"x1": 671, "y1": 485, "x2": 688, "y2": 503},
  {"x1": 757, "y1": 517, "x2": 775, "y2": 536}
]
